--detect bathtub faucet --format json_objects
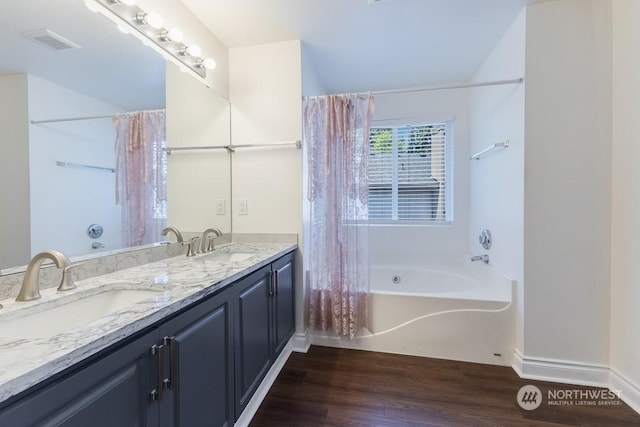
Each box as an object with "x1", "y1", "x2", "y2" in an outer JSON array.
[{"x1": 471, "y1": 254, "x2": 489, "y2": 264}]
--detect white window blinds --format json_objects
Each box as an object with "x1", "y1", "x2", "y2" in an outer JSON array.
[{"x1": 368, "y1": 122, "x2": 450, "y2": 222}]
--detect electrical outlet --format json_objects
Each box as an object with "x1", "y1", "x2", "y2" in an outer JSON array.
[
  {"x1": 215, "y1": 199, "x2": 225, "y2": 215},
  {"x1": 238, "y1": 199, "x2": 248, "y2": 215}
]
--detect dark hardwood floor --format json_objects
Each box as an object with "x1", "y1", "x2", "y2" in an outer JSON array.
[{"x1": 250, "y1": 346, "x2": 640, "y2": 426}]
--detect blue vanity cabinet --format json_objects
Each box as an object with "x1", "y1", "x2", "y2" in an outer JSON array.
[
  {"x1": 234, "y1": 265, "x2": 273, "y2": 416},
  {"x1": 158, "y1": 289, "x2": 234, "y2": 427},
  {"x1": 0, "y1": 329, "x2": 159, "y2": 427},
  {"x1": 272, "y1": 252, "x2": 295, "y2": 357},
  {"x1": 0, "y1": 250, "x2": 295, "y2": 427},
  {"x1": 234, "y1": 251, "x2": 295, "y2": 418}
]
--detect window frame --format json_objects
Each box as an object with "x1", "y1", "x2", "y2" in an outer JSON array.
[{"x1": 367, "y1": 119, "x2": 453, "y2": 226}]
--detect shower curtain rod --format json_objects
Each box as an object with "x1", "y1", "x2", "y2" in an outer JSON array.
[
  {"x1": 304, "y1": 78, "x2": 524, "y2": 99},
  {"x1": 369, "y1": 77, "x2": 524, "y2": 96},
  {"x1": 30, "y1": 109, "x2": 165, "y2": 125},
  {"x1": 30, "y1": 114, "x2": 116, "y2": 125}
]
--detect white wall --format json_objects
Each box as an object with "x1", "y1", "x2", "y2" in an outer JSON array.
[
  {"x1": 0, "y1": 74, "x2": 30, "y2": 269},
  {"x1": 469, "y1": 10, "x2": 525, "y2": 352},
  {"x1": 166, "y1": 62, "x2": 231, "y2": 235},
  {"x1": 229, "y1": 40, "x2": 304, "y2": 332},
  {"x1": 229, "y1": 40, "x2": 302, "y2": 235},
  {"x1": 28, "y1": 75, "x2": 124, "y2": 257},
  {"x1": 610, "y1": 0, "x2": 640, "y2": 410},
  {"x1": 523, "y1": 0, "x2": 612, "y2": 365},
  {"x1": 369, "y1": 90, "x2": 469, "y2": 265},
  {"x1": 301, "y1": 42, "x2": 325, "y2": 97}
]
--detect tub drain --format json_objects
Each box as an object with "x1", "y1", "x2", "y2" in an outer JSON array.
[{"x1": 392, "y1": 275, "x2": 401, "y2": 284}]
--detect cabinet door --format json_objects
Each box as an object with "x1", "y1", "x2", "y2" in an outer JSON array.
[
  {"x1": 159, "y1": 291, "x2": 234, "y2": 427},
  {"x1": 0, "y1": 330, "x2": 158, "y2": 427},
  {"x1": 234, "y1": 265, "x2": 272, "y2": 418},
  {"x1": 273, "y1": 252, "x2": 295, "y2": 356}
]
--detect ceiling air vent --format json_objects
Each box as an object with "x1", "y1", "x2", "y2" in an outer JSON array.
[{"x1": 22, "y1": 29, "x2": 81, "y2": 52}]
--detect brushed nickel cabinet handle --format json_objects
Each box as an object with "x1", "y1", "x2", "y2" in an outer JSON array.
[
  {"x1": 169, "y1": 336, "x2": 177, "y2": 390},
  {"x1": 150, "y1": 344, "x2": 164, "y2": 401},
  {"x1": 161, "y1": 336, "x2": 177, "y2": 390},
  {"x1": 268, "y1": 271, "x2": 275, "y2": 297}
]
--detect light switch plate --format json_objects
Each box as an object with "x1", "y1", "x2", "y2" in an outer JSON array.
[
  {"x1": 215, "y1": 199, "x2": 225, "y2": 215},
  {"x1": 238, "y1": 199, "x2": 248, "y2": 215}
]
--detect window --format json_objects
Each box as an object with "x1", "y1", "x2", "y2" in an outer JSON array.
[{"x1": 368, "y1": 121, "x2": 451, "y2": 223}]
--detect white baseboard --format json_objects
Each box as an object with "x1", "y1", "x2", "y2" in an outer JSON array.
[
  {"x1": 291, "y1": 330, "x2": 311, "y2": 353},
  {"x1": 234, "y1": 339, "x2": 293, "y2": 427},
  {"x1": 512, "y1": 349, "x2": 610, "y2": 387},
  {"x1": 610, "y1": 368, "x2": 640, "y2": 415}
]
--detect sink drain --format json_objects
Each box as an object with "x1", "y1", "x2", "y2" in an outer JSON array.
[{"x1": 392, "y1": 275, "x2": 401, "y2": 284}]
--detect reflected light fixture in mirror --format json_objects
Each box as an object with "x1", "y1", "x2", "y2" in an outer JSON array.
[{"x1": 86, "y1": 0, "x2": 217, "y2": 79}]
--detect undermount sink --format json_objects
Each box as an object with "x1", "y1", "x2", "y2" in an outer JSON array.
[
  {"x1": 210, "y1": 252, "x2": 254, "y2": 263},
  {"x1": 0, "y1": 289, "x2": 160, "y2": 340}
]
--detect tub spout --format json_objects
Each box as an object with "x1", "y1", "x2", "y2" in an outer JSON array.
[{"x1": 471, "y1": 254, "x2": 489, "y2": 264}]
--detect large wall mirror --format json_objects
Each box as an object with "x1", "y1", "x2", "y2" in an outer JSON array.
[{"x1": 0, "y1": 0, "x2": 231, "y2": 271}]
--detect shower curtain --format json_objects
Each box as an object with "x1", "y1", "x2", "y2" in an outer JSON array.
[
  {"x1": 304, "y1": 93, "x2": 375, "y2": 338},
  {"x1": 114, "y1": 109, "x2": 167, "y2": 247}
]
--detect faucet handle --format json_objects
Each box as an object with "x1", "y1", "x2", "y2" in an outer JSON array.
[
  {"x1": 58, "y1": 262, "x2": 83, "y2": 292},
  {"x1": 182, "y1": 238, "x2": 199, "y2": 257},
  {"x1": 207, "y1": 235, "x2": 216, "y2": 252}
]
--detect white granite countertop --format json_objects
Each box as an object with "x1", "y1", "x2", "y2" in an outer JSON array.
[{"x1": 0, "y1": 242, "x2": 296, "y2": 404}]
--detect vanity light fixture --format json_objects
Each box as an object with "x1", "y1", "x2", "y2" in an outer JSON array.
[{"x1": 87, "y1": 0, "x2": 216, "y2": 79}]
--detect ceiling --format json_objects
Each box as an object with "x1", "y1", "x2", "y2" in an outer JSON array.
[
  {"x1": 0, "y1": 0, "x2": 165, "y2": 111},
  {"x1": 181, "y1": 0, "x2": 536, "y2": 94}
]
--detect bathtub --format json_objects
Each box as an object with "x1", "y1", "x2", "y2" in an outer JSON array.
[{"x1": 310, "y1": 257, "x2": 516, "y2": 366}]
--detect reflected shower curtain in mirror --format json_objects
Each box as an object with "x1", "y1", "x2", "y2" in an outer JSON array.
[
  {"x1": 114, "y1": 110, "x2": 167, "y2": 247},
  {"x1": 304, "y1": 94, "x2": 374, "y2": 338}
]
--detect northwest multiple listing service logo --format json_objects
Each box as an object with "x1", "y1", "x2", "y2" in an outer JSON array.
[
  {"x1": 517, "y1": 385, "x2": 623, "y2": 410},
  {"x1": 517, "y1": 385, "x2": 542, "y2": 410}
]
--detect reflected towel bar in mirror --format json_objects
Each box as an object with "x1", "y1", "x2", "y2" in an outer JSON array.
[{"x1": 163, "y1": 141, "x2": 301, "y2": 155}]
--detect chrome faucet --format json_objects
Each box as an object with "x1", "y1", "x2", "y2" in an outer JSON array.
[
  {"x1": 471, "y1": 254, "x2": 490, "y2": 264},
  {"x1": 161, "y1": 226, "x2": 184, "y2": 243},
  {"x1": 200, "y1": 228, "x2": 222, "y2": 253},
  {"x1": 16, "y1": 250, "x2": 77, "y2": 302}
]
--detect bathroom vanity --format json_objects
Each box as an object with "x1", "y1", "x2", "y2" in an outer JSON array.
[{"x1": 0, "y1": 243, "x2": 295, "y2": 426}]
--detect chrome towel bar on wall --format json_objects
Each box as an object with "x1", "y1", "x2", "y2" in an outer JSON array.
[{"x1": 470, "y1": 141, "x2": 509, "y2": 161}]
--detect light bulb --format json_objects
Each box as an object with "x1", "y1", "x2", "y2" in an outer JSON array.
[
  {"x1": 136, "y1": 12, "x2": 164, "y2": 29},
  {"x1": 117, "y1": 23, "x2": 131, "y2": 34},
  {"x1": 84, "y1": 0, "x2": 99, "y2": 12},
  {"x1": 145, "y1": 13, "x2": 164, "y2": 29},
  {"x1": 202, "y1": 58, "x2": 217, "y2": 70},
  {"x1": 161, "y1": 28, "x2": 184, "y2": 43},
  {"x1": 185, "y1": 44, "x2": 201, "y2": 57}
]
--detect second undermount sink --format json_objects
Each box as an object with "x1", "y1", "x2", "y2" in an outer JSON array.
[
  {"x1": 209, "y1": 251, "x2": 254, "y2": 263},
  {"x1": 0, "y1": 289, "x2": 161, "y2": 340}
]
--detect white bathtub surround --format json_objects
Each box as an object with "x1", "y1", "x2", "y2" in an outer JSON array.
[
  {"x1": 304, "y1": 94, "x2": 374, "y2": 338},
  {"x1": 0, "y1": 242, "x2": 296, "y2": 403},
  {"x1": 310, "y1": 256, "x2": 516, "y2": 366}
]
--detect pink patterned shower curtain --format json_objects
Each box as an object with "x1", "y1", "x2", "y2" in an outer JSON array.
[
  {"x1": 304, "y1": 94, "x2": 375, "y2": 338},
  {"x1": 114, "y1": 110, "x2": 167, "y2": 247}
]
